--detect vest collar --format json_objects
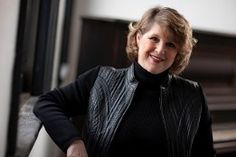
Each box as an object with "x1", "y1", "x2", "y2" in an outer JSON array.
[{"x1": 127, "y1": 63, "x2": 172, "y2": 89}]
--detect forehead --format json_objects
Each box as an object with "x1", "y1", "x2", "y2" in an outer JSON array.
[{"x1": 145, "y1": 22, "x2": 175, "y2": 41}]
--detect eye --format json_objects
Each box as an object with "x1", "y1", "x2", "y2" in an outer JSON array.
[
  {"x1": 166, "y1": 42, "x2": 177, "y2": 49},
  {"x1": 149, "y1": 36, "x2": 160, "y2": 42}
]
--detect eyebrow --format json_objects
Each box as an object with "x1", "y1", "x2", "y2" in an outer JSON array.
[{"x1": 149, "y1": 33, "x2": 176, "y2": 43}]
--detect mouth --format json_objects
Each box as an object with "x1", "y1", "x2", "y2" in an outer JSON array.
[{"x1": 150, "y1": 55, "x2": 165, "y2": 63}]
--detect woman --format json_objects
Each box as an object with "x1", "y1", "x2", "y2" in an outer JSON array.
[{"x1": 34, "y1": 6, "x2": 215, "y2": 157}]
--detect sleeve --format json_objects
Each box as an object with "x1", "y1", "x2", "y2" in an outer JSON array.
[
  {"x1": 33, "y1": 66, "x2": 100, "y2": 153},
  {"x1": 191, "y1": 84, "x2": 216, "y2": 157}
]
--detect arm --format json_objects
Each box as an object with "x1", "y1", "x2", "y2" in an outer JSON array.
[
  {"x1": 191, "y1": 85, "x2": 216, "y2": 157},
  {"x1": 33, "y1": 66, "x2": 100, "y2": 153}
]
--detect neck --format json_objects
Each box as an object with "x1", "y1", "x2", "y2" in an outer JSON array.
[{"x1": 134, "y1": 62, "x2": 168, "y2": 88}]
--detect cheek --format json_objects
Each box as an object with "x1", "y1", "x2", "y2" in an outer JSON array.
[
  {"x1": 139, "y1": 42, "x2": 154, "y2": 54},
  {"x1": 172, "y1": 53, "x2": 177, "y2": 59},
  {"x1": 168, "y1": 52, "x2": 178, "y2": 62},
  {"x1": 138, "y1": 43, "x2": 148, "y2": 56}
]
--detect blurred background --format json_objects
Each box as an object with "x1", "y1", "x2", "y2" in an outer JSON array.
[{"x1": 1, "y1": 0, "x2": 236, "y2": 156}]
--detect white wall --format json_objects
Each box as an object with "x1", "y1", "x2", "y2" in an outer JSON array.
[
  {"x1": 0, "y1": 0, "x2": 20, "y2": 156},
  {"x1": 78, "y1": 0, "x2": 236, "y2": 36}
]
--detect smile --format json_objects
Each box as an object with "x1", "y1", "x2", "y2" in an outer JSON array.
[{"x1": 150, "y1": 55, "x2": 165, "y2": 63}]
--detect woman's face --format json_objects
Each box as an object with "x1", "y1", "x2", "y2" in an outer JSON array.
[{"x1": 136, "y1": 23, "x2": 178, "y2": 74}]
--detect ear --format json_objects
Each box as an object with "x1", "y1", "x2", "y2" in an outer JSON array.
[{"x1": 136, "y1": 31, "x2": 142, "y2": 46}]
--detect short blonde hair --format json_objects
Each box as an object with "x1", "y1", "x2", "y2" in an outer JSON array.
[{"x1": 126, "y1": 6, "x2": 197, "y2": 74}]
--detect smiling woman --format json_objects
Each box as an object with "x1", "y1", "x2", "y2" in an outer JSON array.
[
  {"x1": 126, "y1": 6, "x2": 197, "y2": 75},
  {"x1": 33, "y1": 6, "x2": 215, "y2": 157}
]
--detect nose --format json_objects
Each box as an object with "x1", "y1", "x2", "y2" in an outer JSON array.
[{"x1": 155, "y1": 42, "x2": 166, "y2": 55}]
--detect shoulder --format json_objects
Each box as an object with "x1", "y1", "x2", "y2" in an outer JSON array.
[
  {"x1": 98, "y1": 65, "x2": 129, "y2": 78},
  {"x1": 170, "y1": 75, "x2": 206, "y2": 109},
  {"x1": 76, "y1": 66, "x2": 102, "y2": 83},
  {"x1": 169, "y1": 74, "x2": 204, "y2": 98},
  {"x1": 75, "y1": 66, "x2": 101, "y2": 87},
  {"x1": 171, "y1": 74, "x2": 200, "y2": 89},
  {"x1": 77, "y1": 65, "x2": 130, "y2": 85}
]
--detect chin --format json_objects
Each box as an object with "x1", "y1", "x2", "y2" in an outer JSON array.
[{"x1": 148, "y1": 69, "x2": 161, "y2": 74}]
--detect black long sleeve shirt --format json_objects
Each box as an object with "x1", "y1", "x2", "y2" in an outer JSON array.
[{"x1": 34, "y1": 62, "x2": 215, "y2": 156}]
